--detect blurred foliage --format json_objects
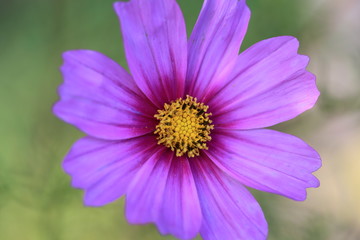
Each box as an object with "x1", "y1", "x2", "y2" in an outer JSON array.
[{"x1": 1, "y1": 0, "x2": 359, "y2": 240}]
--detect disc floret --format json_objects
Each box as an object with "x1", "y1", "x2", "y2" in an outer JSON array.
[{"x1": 154, "y1": 95, "x2": 214, "y2": 157}]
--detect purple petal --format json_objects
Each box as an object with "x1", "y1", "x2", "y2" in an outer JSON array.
[
  {"x1": 209, "y1": 36, "x2": 319, "y2": 129},
  {"x1": 190, "y1": 157, "x2": 267, "y2": 240},
  {"x1": 53, "y1": 50, "x2": 157, "y2": 140},
  {"x1": 63, "y1": 135, "x2": 159, "y2": 206},
  {"x1": 187, "y1": 0, "x2": 250, "y2": 101},
  {"x1": 126, "y1": 154, "x2": 202, "y2": 240},
  {"x1": 114, "y1": 0, "x2": 187, "y2": 107},
  {"x1": 207, "y1": 129, "x2": 321, "y2": 201}
]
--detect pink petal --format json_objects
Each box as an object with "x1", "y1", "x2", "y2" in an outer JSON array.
[
  {"x1": 187, "y1": 0, "x2": 250, "y2": 101},
  {"x1": 126, "y1": 154, "x2": 202, "y2": 240},
  {"x1": 207, "y1": 129, "x2": 321, "y2": 201},
  {"x1": 114, "y1": 0, "x2": 187, "y2": 107},
  {"x1": 53, "y1": 50, "x2": 157, "y2": 140},
  {"x1": 191, "y1": 157, "x2": 267, "y2": 240},
  {"x1": 63, "y1": 135, "x2": 159, "y2": 206},
  {"x1": 209, "y1": 36, "x2": 319, "y2": 129}
]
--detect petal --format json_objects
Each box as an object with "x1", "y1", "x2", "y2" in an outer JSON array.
[
  {"x1": 209, "y1": 36, "x2": 319, "y2": 129},
  {"x1": 63, "y1": 134, "x2": 159, "y2": 206},
  {"x1": 207, "y1": 129, "x2": 321, "y2": 201},
  {"x1": 53, "y1": 50, "x2": 157, "y2": 140},
  {"x1": 126, "y1": 154, "x2": 202, "y2": 240},
  {"x1": 187, "y1": 0, "x2": 250, "y2": 101},
  {"x1": 190, "y1": 156, "x2": 267, "y2": 240},
  {"x1": 114, "y1": 0, "x2": 187, "y2": 107}
]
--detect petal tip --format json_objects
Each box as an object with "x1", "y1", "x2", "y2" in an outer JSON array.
[
  {"x1": 83, "y1": 194, "x2": 102, "y2": 207},
  {"x1": 61, "y1": 49, "x2": 84, "y2": 60},
  {"x1": 113, "y1": 1, "x2": 123, "y2": 12},
  {"x1": 52, "y1": 101, "x2": 63, "y2": 119},
  {"x1": 311, "y1": 176, "x2": 321, "y2": 188}
]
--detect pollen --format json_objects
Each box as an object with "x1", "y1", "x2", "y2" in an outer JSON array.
[{"x1": 154, "y1": 95, "x2": 214, "y2": 158}]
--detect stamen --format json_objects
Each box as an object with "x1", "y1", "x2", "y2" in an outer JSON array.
[{"x1": 154, "y1": 95, "x2": 214, "y2": 158}]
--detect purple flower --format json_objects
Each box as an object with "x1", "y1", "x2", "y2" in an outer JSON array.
[{"x1": 53, "y1": 0, "x2": 321, "y2": 239}]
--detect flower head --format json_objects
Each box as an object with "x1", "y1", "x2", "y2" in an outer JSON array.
[{"x1": 54, "y1": 0, "x2": 321, "y2": 239}]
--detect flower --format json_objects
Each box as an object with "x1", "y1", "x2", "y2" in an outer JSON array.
[{"x1": 53, "y1": 0, "x2": 321, "y2": 239}]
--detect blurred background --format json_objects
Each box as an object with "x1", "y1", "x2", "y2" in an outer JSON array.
[{"x1": 1, "y1": 0, "x2": 359, "y2": 239}]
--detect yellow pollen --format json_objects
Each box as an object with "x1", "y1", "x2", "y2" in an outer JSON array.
[{"x1": 154, "y1": 95, "x2": 214, "y2": 158}]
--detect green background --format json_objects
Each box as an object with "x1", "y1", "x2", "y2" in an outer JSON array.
[{"x1": 1, "y1": 0, "x2": 359, "y2": 239}]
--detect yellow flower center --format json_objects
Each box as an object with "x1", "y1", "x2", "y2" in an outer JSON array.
[{"x1": 154, "y1": 95, "x2": 214, "y2": 158}]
